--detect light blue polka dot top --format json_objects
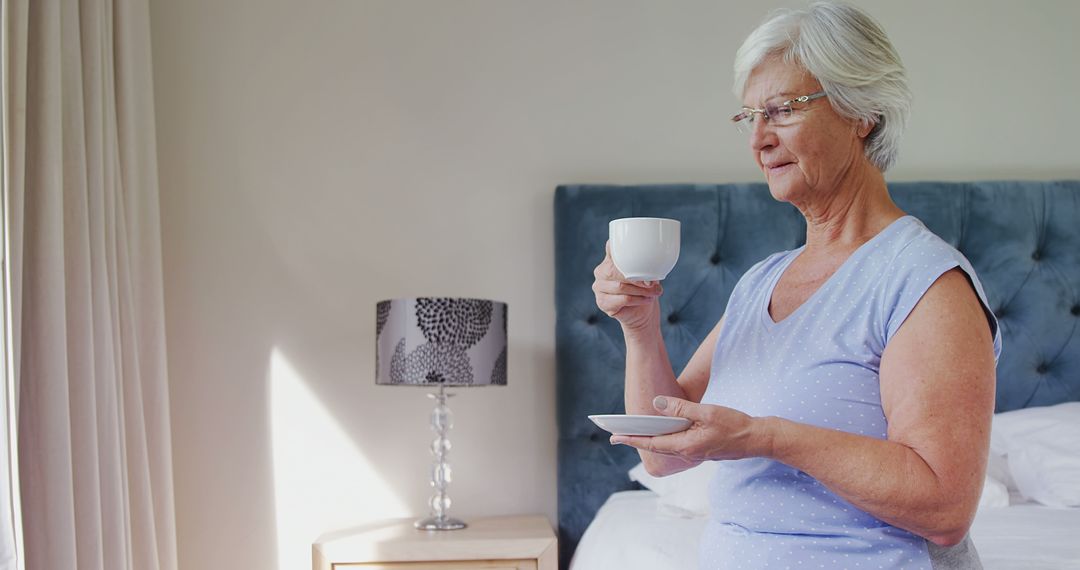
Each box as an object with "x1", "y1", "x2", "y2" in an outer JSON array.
[{"x1": 698, "y1": 215, "x2": 1001, "y2": 569}]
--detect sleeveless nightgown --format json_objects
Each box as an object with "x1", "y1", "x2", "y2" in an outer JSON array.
[{"x1": 698, "y1": 215, "x2": 1001, "y2": 569}]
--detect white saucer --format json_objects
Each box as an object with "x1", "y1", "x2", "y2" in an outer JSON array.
[{"x1": 588, "y1": 414, "x2": 691, "y2": 436}]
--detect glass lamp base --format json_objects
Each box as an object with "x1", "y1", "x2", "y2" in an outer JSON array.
[{"x1": 414, "y1": 516, "x2": 467, "y2": 531}]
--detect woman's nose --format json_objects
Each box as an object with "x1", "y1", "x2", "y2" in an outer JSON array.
[{"x1": 749, "y1": 119, "x2": 776, "y2": 151}]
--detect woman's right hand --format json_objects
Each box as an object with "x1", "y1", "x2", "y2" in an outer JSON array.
[{"x1": 592, "y1": 240, "x2": 664, "y2": 333}]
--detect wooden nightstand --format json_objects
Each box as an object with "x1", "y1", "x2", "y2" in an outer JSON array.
[{"x1": 312, "y1": 515, "x2": 557, "y2": 570}]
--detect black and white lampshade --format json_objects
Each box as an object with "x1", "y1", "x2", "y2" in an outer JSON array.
[{"x1": 376, "y1": 298, "x2": 508, "y2": 387}]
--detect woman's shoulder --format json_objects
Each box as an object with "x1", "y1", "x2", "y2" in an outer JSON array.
[
  {"x1": 883, "y1": 216, "x2": 968, "y2": 268},
  {"x1": 873, "y1": 216, "x2": 978, "y2": 304},
  {"x1": 876, "y1": 216, "x2": 1000, "y2": 352}
]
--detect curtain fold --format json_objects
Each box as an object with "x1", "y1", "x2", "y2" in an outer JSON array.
[{"x1": 2, "y1": 0, "x2": 177, "y2": 569}]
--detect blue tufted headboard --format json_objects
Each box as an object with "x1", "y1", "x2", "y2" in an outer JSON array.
[{"x1": 553, "y1": 181, "x2": 1080, "y2": 569}]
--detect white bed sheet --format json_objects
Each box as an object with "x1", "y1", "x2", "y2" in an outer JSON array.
[
  {"x1": 570, "y1": 491, "x2": 1080, "y2": 570},
  {"x1": 970, "y1": 501, "x2": 1080, "y2": 569}
]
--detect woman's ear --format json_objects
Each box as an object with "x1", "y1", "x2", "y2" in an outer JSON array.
[
  {"x1": 855, "y1": 117, "x2": 876, "y2": 139},
  {"x1": 855, "y1": 114, "x2": 881, "y2": 139}
]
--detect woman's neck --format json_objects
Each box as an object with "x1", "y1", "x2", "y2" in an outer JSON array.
[{"x1": 795, "y1": 164, "x2": 904, "y2": 255}]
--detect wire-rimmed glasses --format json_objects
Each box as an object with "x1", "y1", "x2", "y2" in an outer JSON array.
[{"x1": 731, "y1": 91, "x2": 828, "y2": 134}]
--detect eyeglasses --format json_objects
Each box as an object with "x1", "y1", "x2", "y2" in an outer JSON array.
[{"x1": 731, "y1": 91, "x2": 828, "y2": 134}]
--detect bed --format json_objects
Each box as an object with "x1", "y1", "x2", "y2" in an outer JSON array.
[
  {"x1": 569, "y1": 489, "x2": 1080, "y2": 570},
  {"x1": 553, "y1": 181, "x2": 1080, "y2": 569}
]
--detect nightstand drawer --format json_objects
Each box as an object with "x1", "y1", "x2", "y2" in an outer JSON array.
[
  {"x1": 335, "y1": 559, "x2": 536, "y2": 570},
  {"x1": 314, "y1": 516, "x2": 557, "y2": 570}
]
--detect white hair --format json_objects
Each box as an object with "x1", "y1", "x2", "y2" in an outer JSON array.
[{"x1": 733, "y1": 2, "x2": 912, "y2": 172}]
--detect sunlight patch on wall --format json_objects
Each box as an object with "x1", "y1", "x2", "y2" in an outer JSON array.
[{"x1": 270, "y1": 347, "x2": 409, "y2": 570}]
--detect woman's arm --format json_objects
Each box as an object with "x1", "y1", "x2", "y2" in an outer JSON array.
[
  {"x1": 592, "y1": 241, "x2": 723, "y2": 477},
  {"x1": 624, "y1": 315, "x2": 723, "y2": 476},
  {"x1": 613, "y1": 269, "x2": 996, "y2": 546},
  {"x1": 768, "y1": 269, "x2": 995, "y2": 546}
]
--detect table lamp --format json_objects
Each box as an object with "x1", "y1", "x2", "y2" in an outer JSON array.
[{"x1": 375, "y1": 297, "x2": 508, "y2": 531}]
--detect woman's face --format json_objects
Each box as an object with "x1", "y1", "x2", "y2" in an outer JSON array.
[{"x1": 742, "y1": 57, "x2": 869, "y2": 206}]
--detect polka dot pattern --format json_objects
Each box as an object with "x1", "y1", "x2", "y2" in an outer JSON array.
[{"x1": 698, "y1": 216, "x2": 1000, "y2": 568}]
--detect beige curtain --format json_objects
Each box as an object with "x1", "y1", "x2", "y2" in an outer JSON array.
[{"x1": 2, "y1": 0, "x2": 177, "y2": 569}]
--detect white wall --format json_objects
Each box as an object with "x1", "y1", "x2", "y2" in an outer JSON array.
[{"x1": 148, "y1": 1, "x2": 1080, "y2": 568}]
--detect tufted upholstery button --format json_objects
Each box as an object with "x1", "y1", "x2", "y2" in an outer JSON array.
[
  {"x1": 667, "y1": 313, "x2": 679, "y2": 324},
  {"x1": 710, "y1": 252, "x2": 721, "y2": 265},
  {"x1": 1031, "y1": 250, "x2": 1042, "y2": 261},
  {"x1": 1036, "y1": 363, "x2": 1048, "y2": 374},
  {"x1": 1072, "y1": 305, "x2": 1080, "y2": 316},
  {"x1": 589, "y1": 432, "x2": 602, "y2": 442},
  {"x1": 994, "y1": 306, "x2": 1006, "y2": 318},
  {"x1": 586, "y1": 314, "x2": 599, "y2": 325}
]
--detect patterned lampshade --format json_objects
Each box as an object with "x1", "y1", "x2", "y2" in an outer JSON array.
[{"x1": 375, "y1": 298, "x2": 508, "y2": 386}]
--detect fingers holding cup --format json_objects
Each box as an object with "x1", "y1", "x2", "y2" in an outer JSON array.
[{"x1": 593, "y1": 219, "x2": 678, "y2": 328}]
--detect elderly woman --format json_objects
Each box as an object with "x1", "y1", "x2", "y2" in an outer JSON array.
[{"x1": 593, "y1": 3, "x2": 1000, "y2": 569}]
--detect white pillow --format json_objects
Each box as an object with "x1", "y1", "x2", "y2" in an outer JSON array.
[
  {"x1": 977, "y1": 474, "x2": 1010, "y2": 509},
  {"x1": 991, "y1": 402, "x2": 1080, "y2": 508},
  {"x1": 628, "y1": 461, "x2": 717, "y2": 517},
  {"x1": 985, "y1": 447, "x2": 1016, "y2": 493}
]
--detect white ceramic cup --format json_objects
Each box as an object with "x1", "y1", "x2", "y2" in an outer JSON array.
[{"x1": 609, "y1": 217, "x2": 681, "y2": 281}]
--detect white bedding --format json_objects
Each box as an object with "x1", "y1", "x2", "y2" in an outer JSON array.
[{"x1": 570, "y1": 490, "x2": 1080, "y2": 570}]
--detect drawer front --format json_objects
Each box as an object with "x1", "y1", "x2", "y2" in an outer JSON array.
[{"x1": 335, "y1": 560, "x2": 537, "y2": 570}]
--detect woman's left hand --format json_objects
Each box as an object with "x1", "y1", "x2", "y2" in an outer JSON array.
[{"x1": 610, "y1": 396, "x2": 769, "y2": 462}]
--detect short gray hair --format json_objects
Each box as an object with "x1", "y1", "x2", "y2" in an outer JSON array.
[{"x1": 733, "y1": 2, "x2": 912, "y2": 172}]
